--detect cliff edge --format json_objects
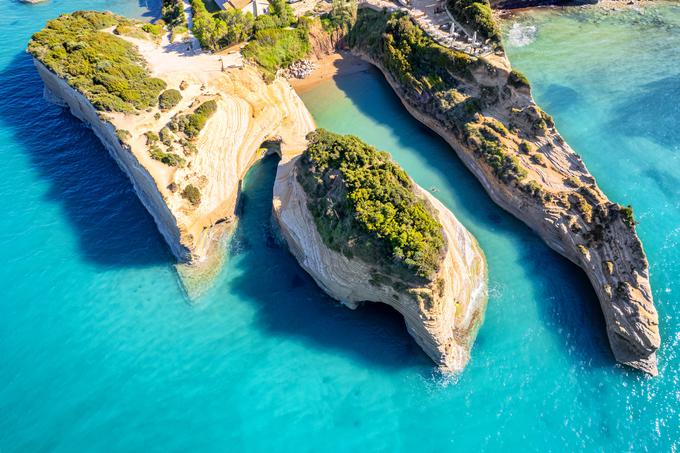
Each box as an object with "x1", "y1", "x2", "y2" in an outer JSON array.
[
  {"x1": 347, "y1": 9, "x2": 659, "y2": 374},
  {"x1": 30, "y1": 12, "x2": 315, "y2": 269},
  {"x1": 273, "y1": 131, "x2": 488, "y2": 372}
]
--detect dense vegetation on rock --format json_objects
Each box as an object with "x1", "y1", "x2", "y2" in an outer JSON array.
[
  {"x1": 182, "y1": 184, "x2": 201, "y2": 206},
  {"x1": 297, "y1": 129, "x2": 445, "y2": 282},
  {"x1": 162, "y1": 0, "x2": 187, "y2": 28},
  {"x1": 508, "y1": 69, "x2": 530, "y2": 89},
  {"x1": 447, "y1": 0, "x2": 500, "y2": 43},
  {"x1": 465, "y1": 123, "x2": 526, "y2": 182},
  {"x1": 190, "y1": 0, "x2": 309, "y2": 80},
  {"x1": 159, "y1": 89, "x2": 182, "y2": 111},
  {"x1": 191, "y1": 0, "x2": 254, "y2": 50},
  {"x1": 28, "y1": 11, "x2": 167, "y2": 113},
  {"x1": 170, "y1": 100, "x2": 218, "y2": 139},
  {"x1": 242, "y1": 27, "x2": 311, "y2": 82},
  {"x1": 191, "y1": 0, "x2": 297, "y2": 51},
  {"x1": 348, "y1": 10, "x2": 475, "y2": 94},
  {"x1": 321, "y1": 0, "x2": 358, "y2": 32},
  {"x1": 348, "y1": 10, "x2": 531, "y2": 185}
]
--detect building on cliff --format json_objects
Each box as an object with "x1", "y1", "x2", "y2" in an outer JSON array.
[{"x1": 215, "y1": 0, "x2": 270, "y2": 16}]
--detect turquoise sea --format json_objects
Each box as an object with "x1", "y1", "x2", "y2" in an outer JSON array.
[{"x1": 1, "y1": 0, "x2": 678, "y2": 450}]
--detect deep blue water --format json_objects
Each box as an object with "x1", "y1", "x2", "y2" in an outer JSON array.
[{"x1": 0, "y1": 1, "x2": 678, "y2": 451}]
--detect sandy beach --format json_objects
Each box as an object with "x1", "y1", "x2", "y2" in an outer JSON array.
[{"x1": 289, "y1": 51, "x2": 371, "y2": 93}]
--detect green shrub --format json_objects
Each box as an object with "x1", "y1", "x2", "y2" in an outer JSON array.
[
  {"x1": 162, "y1": 0, "x2": 187, "y2": 28},
  {"x1": 174, "y1": 100, "x2": 218, "y2": 138},
  {"x1": 254, "y1": 14, "x2": 278, "y2": 32},
  {"x1": 564, "y1": 176, "x2": 580, "y2": 188},
  {"x1": 447, "y1": 0, "x2": 500, "y2": 43},
  {"x1": 348, "y1": 11, "x2": 476, "y2": 94},
  {"x1": 182, "y1": 184, "x2": 201, "y2": 206},
  {"x1": 325, "y1": 0, "x2": 357, "y2": 30},
  {"x1": 269, "y1": 0, "x2": 295, "y2": 27},
  {"x1": 530, "y1": 153, "x2": 545, "y2": 166},
  {"x1": 518, "y1": 141, "x2": 534, "y2": 154},
  {"x1": 142, "y1": 21, "x2": 165, "y2": 37},
  {"x1": 521, "y1": 180, "x2": 543, "y2": 199},
  {"x1": 150, "y1": 146, "x2": 186, "y2": 166},
  {"x1": 242, "y1": 28, "x2": 311, "y2": 82},
  {"x1": 215, "y1": 9, "x2": 254, "y2": 46},
  {"x1": 191, "y1": 0, "x2": 254, "y2": 50},
  {"x1": 297, "y1": 129, "x2": 445, "y2": 282},
  {"x1": 114, "y1": 23, "x2": 150, "y2": 40},
  {"x1": 145, "y1": 130, "x2": 160, "y2": 144},
  {"x1": 159, "y1": 89, "x2": 182, "y2": 111},
  {"x1": 508, "y1": 69, "x2": 530, "y2": 89},
  {"x1": 620, "y1": 205, "x2": 635, "y2": 228},
  {"x1": 160, "y1": 126, "x2": 174, "y2": 145},
  {"x1": 116, "y1": 129, "x2": 131, "y2": 144},
  {"x1": 28, "y1": 11, "x2": 167, "y2": 113},
  {"x1": 484, "y1": 119, "x2": 509, "y2": 136},
  {"x1": 466, "y1": 124, "x2": 526, "y2": 182}
]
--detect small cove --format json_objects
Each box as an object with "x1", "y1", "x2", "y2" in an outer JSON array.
[{"x1": 0, "y1": 1, "x2": 678, "y2": 450}]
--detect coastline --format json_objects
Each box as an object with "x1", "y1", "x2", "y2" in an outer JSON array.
[
  {"x1": 342, "y1": 23, "x2": 660, "y2": 373},
  {"x1": 495, "y1": 0, "x2": 661, "y2": 17},
  {"x1": 30, "y1": 15, "x2": 315, "y2": 295},
  {"x1": 288, "y1": 52, "x2": 371, "y2": 93},
  {"x1": 273, "y1": 155, "x2": 489, "y2": 372}
]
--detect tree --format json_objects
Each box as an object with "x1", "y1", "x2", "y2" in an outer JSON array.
[
  {"x1": 330, "y1": 0, "x2": 357, "y2": 28},
  {"x1": 269, "y1": 0, "x2": 295, "y2": 27}
]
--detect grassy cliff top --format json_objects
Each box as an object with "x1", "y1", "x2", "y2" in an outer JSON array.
[
  {"x1": 297, "y1": 129, "x2": 446, "y2": 283},
  {"x1": 348, "y1": 10, "x2": 479, "y2": 95},
  {"x1": 28, "y1": 11, "x2": 166, "y2": 113}
]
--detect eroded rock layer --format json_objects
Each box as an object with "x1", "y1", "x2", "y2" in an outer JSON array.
[
  {"x1": 32, "y1": 19, "x2": 315, "y2": 264},
  {"x1": 347, "y1": 9, "x2": 659, "y2": 374},
  {"x1": 273, "y1": 156, "x2": 488, "y2": 372}
]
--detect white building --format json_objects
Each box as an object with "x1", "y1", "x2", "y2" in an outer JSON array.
[{"x1": 215, "y1": 0, "x2": 270, "y2": 17}]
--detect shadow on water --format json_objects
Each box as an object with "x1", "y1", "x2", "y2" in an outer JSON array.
[
  {"x1": 330, "y1": 63, "x2": 614, "y2": 369},
  {"x1": 227, "y1": 155, "x2": 432, "y2": 371},
  {"x1": 538, "y1": 83, "x2": 582, "y2": 113},
  {"x1": 0, "y1": 53, "x2": 171, "y2": 267},
  {"x1": 607, "y1": 73, "x2": 680, "y2": 150},
  {"x1": 138, "y1": 0, "x2": 162, "y2": 20}
]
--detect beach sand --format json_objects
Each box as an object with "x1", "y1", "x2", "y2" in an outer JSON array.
[{"x1": 289, "y1": 52, "x2": 371, "y2": 93}]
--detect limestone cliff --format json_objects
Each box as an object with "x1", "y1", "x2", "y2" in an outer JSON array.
[
  {"x1": 272, "y1": 155, "x2": 488, "y2": 372},
  {"x1": 32, "y1": 25, "x2": 315, "y2": 267},
  {"x1": 348, "y1": 9, "x2": 660, "y2": 374}
]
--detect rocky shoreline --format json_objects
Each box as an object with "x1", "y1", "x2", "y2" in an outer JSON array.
[
  {"x1": 345, "y1": 9, "x2": 660, "y2": 374},
  {"x1": 30, "y1": 17, "x2": 315, "y2": 286},
  {"x1": 273, "y1": 155, "x2": 488, "y2": 372},
  {"x1": 31, "y1": 12, "x2": 491, "y2": 371},
  {"x1": 34, "y1": 59, "x2": 190, "y2": 261}
]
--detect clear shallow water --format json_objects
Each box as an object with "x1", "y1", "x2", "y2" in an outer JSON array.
[{"x1": 0, "y1": 1, "x2": 678, "y2": 451}]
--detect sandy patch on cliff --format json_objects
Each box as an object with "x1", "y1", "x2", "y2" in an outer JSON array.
[{"x1": 104, "y1": 31, "x2": 315, "y2": 263}]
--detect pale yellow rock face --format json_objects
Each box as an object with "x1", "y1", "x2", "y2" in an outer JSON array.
[
  {"x1": 36, "y1": 30, "x2": 315, "y2": 264},
  {"x1": 35, "y1": 30, "x2": 489, "y2": 371},
  {"x1": 351, "y1": 45, "x2": 660, "y2": 374},
  {"x1": 273, "y1": 157, "x2": 488, "y2": 372}
]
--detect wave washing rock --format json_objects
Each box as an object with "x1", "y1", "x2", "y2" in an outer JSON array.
[
  {"x1": 30, "y1": 13, "x2": 315, "y2": 286},
  {"x1": 347, "y1": 9, "x2": 660, "y2": 374},
  {"x1": 272, "y1": 136, "x2": 488, "y2": 372}
]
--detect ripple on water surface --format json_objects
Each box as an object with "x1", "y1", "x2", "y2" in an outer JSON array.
[{"x1": 0, "y1": 1, "x2": 678, "y2": 451}]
